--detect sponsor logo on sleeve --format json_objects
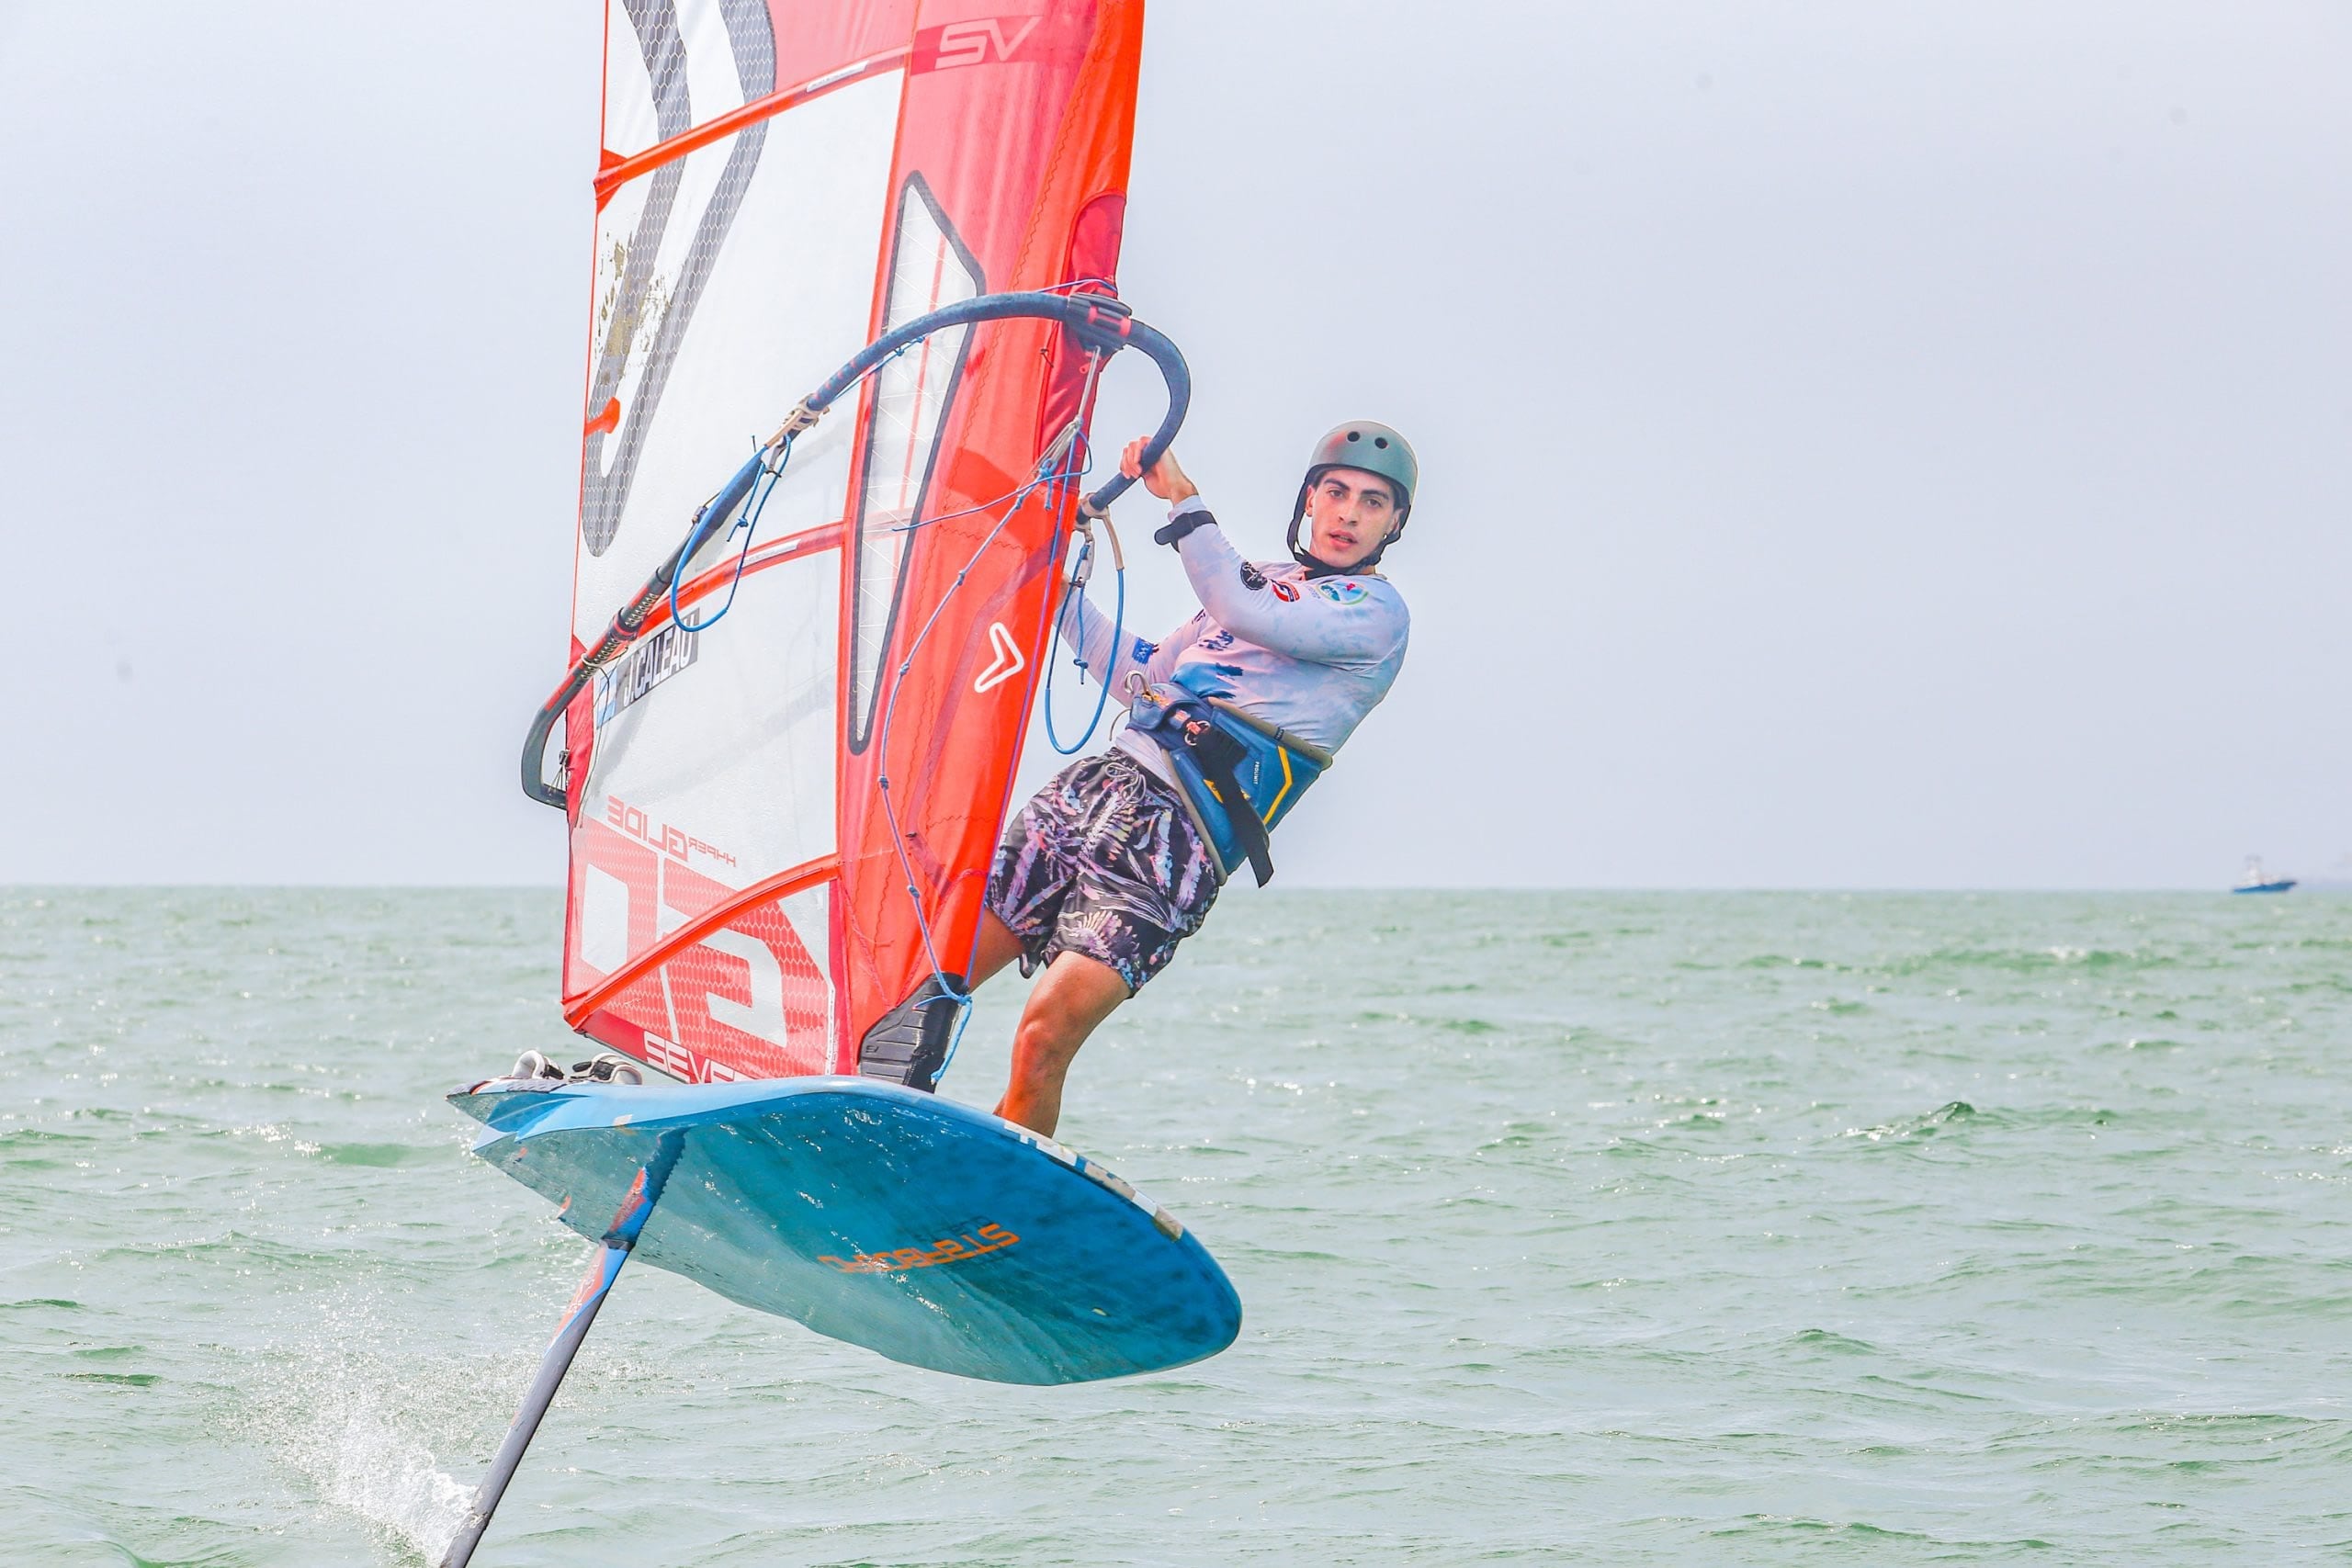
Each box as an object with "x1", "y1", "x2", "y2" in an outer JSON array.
[
  {"x1": 1315, "y1": 580, "x2": 1368, "y2": 605},
  {"x1": 594, "y1": 625, "x2": 697, "y2": 726},
  {"x1": 1270, "y1": 580, "x2": 1300, "y2": 602},
  {"x1": 1238, "y1": 561, "x2": 1268, "y2": 591}
]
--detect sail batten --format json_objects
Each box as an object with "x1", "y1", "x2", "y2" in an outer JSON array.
[{"x1": 595, "y1": 51, "x2": 914, "y2": 202}]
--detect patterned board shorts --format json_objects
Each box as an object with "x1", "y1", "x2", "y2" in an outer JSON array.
[{"x1": 985, "y1": 750, "x2": 1219, "y2": 994}]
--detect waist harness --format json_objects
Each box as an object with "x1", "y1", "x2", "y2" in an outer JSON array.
[{"x1": 1125, "y1": 672, "x2": 1332, "y2": 886}]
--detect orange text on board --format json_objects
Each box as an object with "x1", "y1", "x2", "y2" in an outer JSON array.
[{"x1": 820, "y1": 1224, "x2": 1020, "y2": 1274}]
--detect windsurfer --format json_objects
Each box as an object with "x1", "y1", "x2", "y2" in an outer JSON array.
[{"x1": 861, "y1": 423, "x2": 1417, "y2": 1136}]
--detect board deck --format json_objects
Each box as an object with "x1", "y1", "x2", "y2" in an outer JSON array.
[{"x1": 448, "y1": 1077, "x2": 1241, "y2": 1385}]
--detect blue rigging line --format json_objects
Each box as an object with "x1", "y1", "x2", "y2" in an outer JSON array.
[
  {"x1": 668, "y1": 435, "x2": 792, "y2": 634},
  {"x1": 1042, "y1": 502, "x2": 1125, "y2": 756},
  {"x1": 665, "y1": 335, "x2": 925, "y2": 635},
  {"x1": 866, "y1": 425, "x2": 1096, "y2": 1083}
]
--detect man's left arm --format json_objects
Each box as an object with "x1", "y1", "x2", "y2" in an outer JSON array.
[{"x1": 1161, "y1": 502, "x2": 1406, "y2": 665}]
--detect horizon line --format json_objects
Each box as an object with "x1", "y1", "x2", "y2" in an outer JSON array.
[{"x1": 4, "y1": 883, "x2": 2335, "y2": 897}]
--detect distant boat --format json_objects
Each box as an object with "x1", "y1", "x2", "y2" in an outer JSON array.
[{"x1": 2233, "y1": 857, "x2": 2297, "y2": 895}]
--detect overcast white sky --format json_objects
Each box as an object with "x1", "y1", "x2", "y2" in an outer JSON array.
[{"x1": 5, "y1": 2, "x2": 2347, "y2": 888}]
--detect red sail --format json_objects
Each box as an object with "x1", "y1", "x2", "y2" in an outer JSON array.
[{"x1": 554, "y1": 0, "x2": 1143, "y2": 1082}]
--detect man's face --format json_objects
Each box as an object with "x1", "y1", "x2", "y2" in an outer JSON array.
[{"x1": 1305, "y1": 467, "x2": 1401, "y2": 572}]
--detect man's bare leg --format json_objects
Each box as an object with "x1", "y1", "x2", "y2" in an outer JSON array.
[
  {"x1": 968, "y1": 909, "x2": 1025, "y2": 988},
  {"x1": 993, "y1": 950, "x2": 1128, "y2": 1138},
  {"x1": 965, "y1": 911, "x2": 1128, "y2": 1135}
]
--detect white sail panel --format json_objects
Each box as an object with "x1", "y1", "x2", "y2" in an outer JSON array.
[
  {"x1": 575, "y1": 70, "x2": 904, "y2": 642},
  {"x1": 578, "y1": 546, "x2": 841, "y2": 906},
  {"x1": 564, "y1": 544, "x2": 842, "y2": 1079},
  {"x1": 600, "y1": 2, "x2": 668, "y2": 160},
  {"x1": 601, "y1": 0, "x2": 768, "y2": 161}
]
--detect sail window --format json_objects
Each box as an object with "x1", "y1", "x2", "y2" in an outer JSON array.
[{"x1": 848, "y1": 174, "x2": 983, "y2": 750}]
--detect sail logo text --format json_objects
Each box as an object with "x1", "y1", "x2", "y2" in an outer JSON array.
[
  {"x1": 605, "y1": 795, "x2": 738, "y2": 869},
  {"x1": 820, "y1": 1223, "x2": 1019, "y2": 1273},
  {"x1": 594, "y1": 624, "x2": 697, "y2": 727},
  {"x1": 639, "y1": 1032, "x2": 740, "y2": 1083},
  {"x1": 933, "y1": 17, "x2": 1039, "y2": 70}
]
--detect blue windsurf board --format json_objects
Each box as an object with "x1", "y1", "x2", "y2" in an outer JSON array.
[{"x1": 447, "y1": 1076, "x2": 1240, "y2": 1385}]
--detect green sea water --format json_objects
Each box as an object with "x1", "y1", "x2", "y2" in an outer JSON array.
[{"x1": 4, "y1": 888, "x2": 2348, "y2": 1564}]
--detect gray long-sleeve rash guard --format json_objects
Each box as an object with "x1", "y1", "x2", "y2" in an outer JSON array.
[{"x1": 1057, "y1": 495, "x2": 1411, "y2": 790}]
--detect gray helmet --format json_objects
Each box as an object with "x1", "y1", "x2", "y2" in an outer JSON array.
[{"x1": 1288, "y1": 421, "x2": 1418, "y2": 572}]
